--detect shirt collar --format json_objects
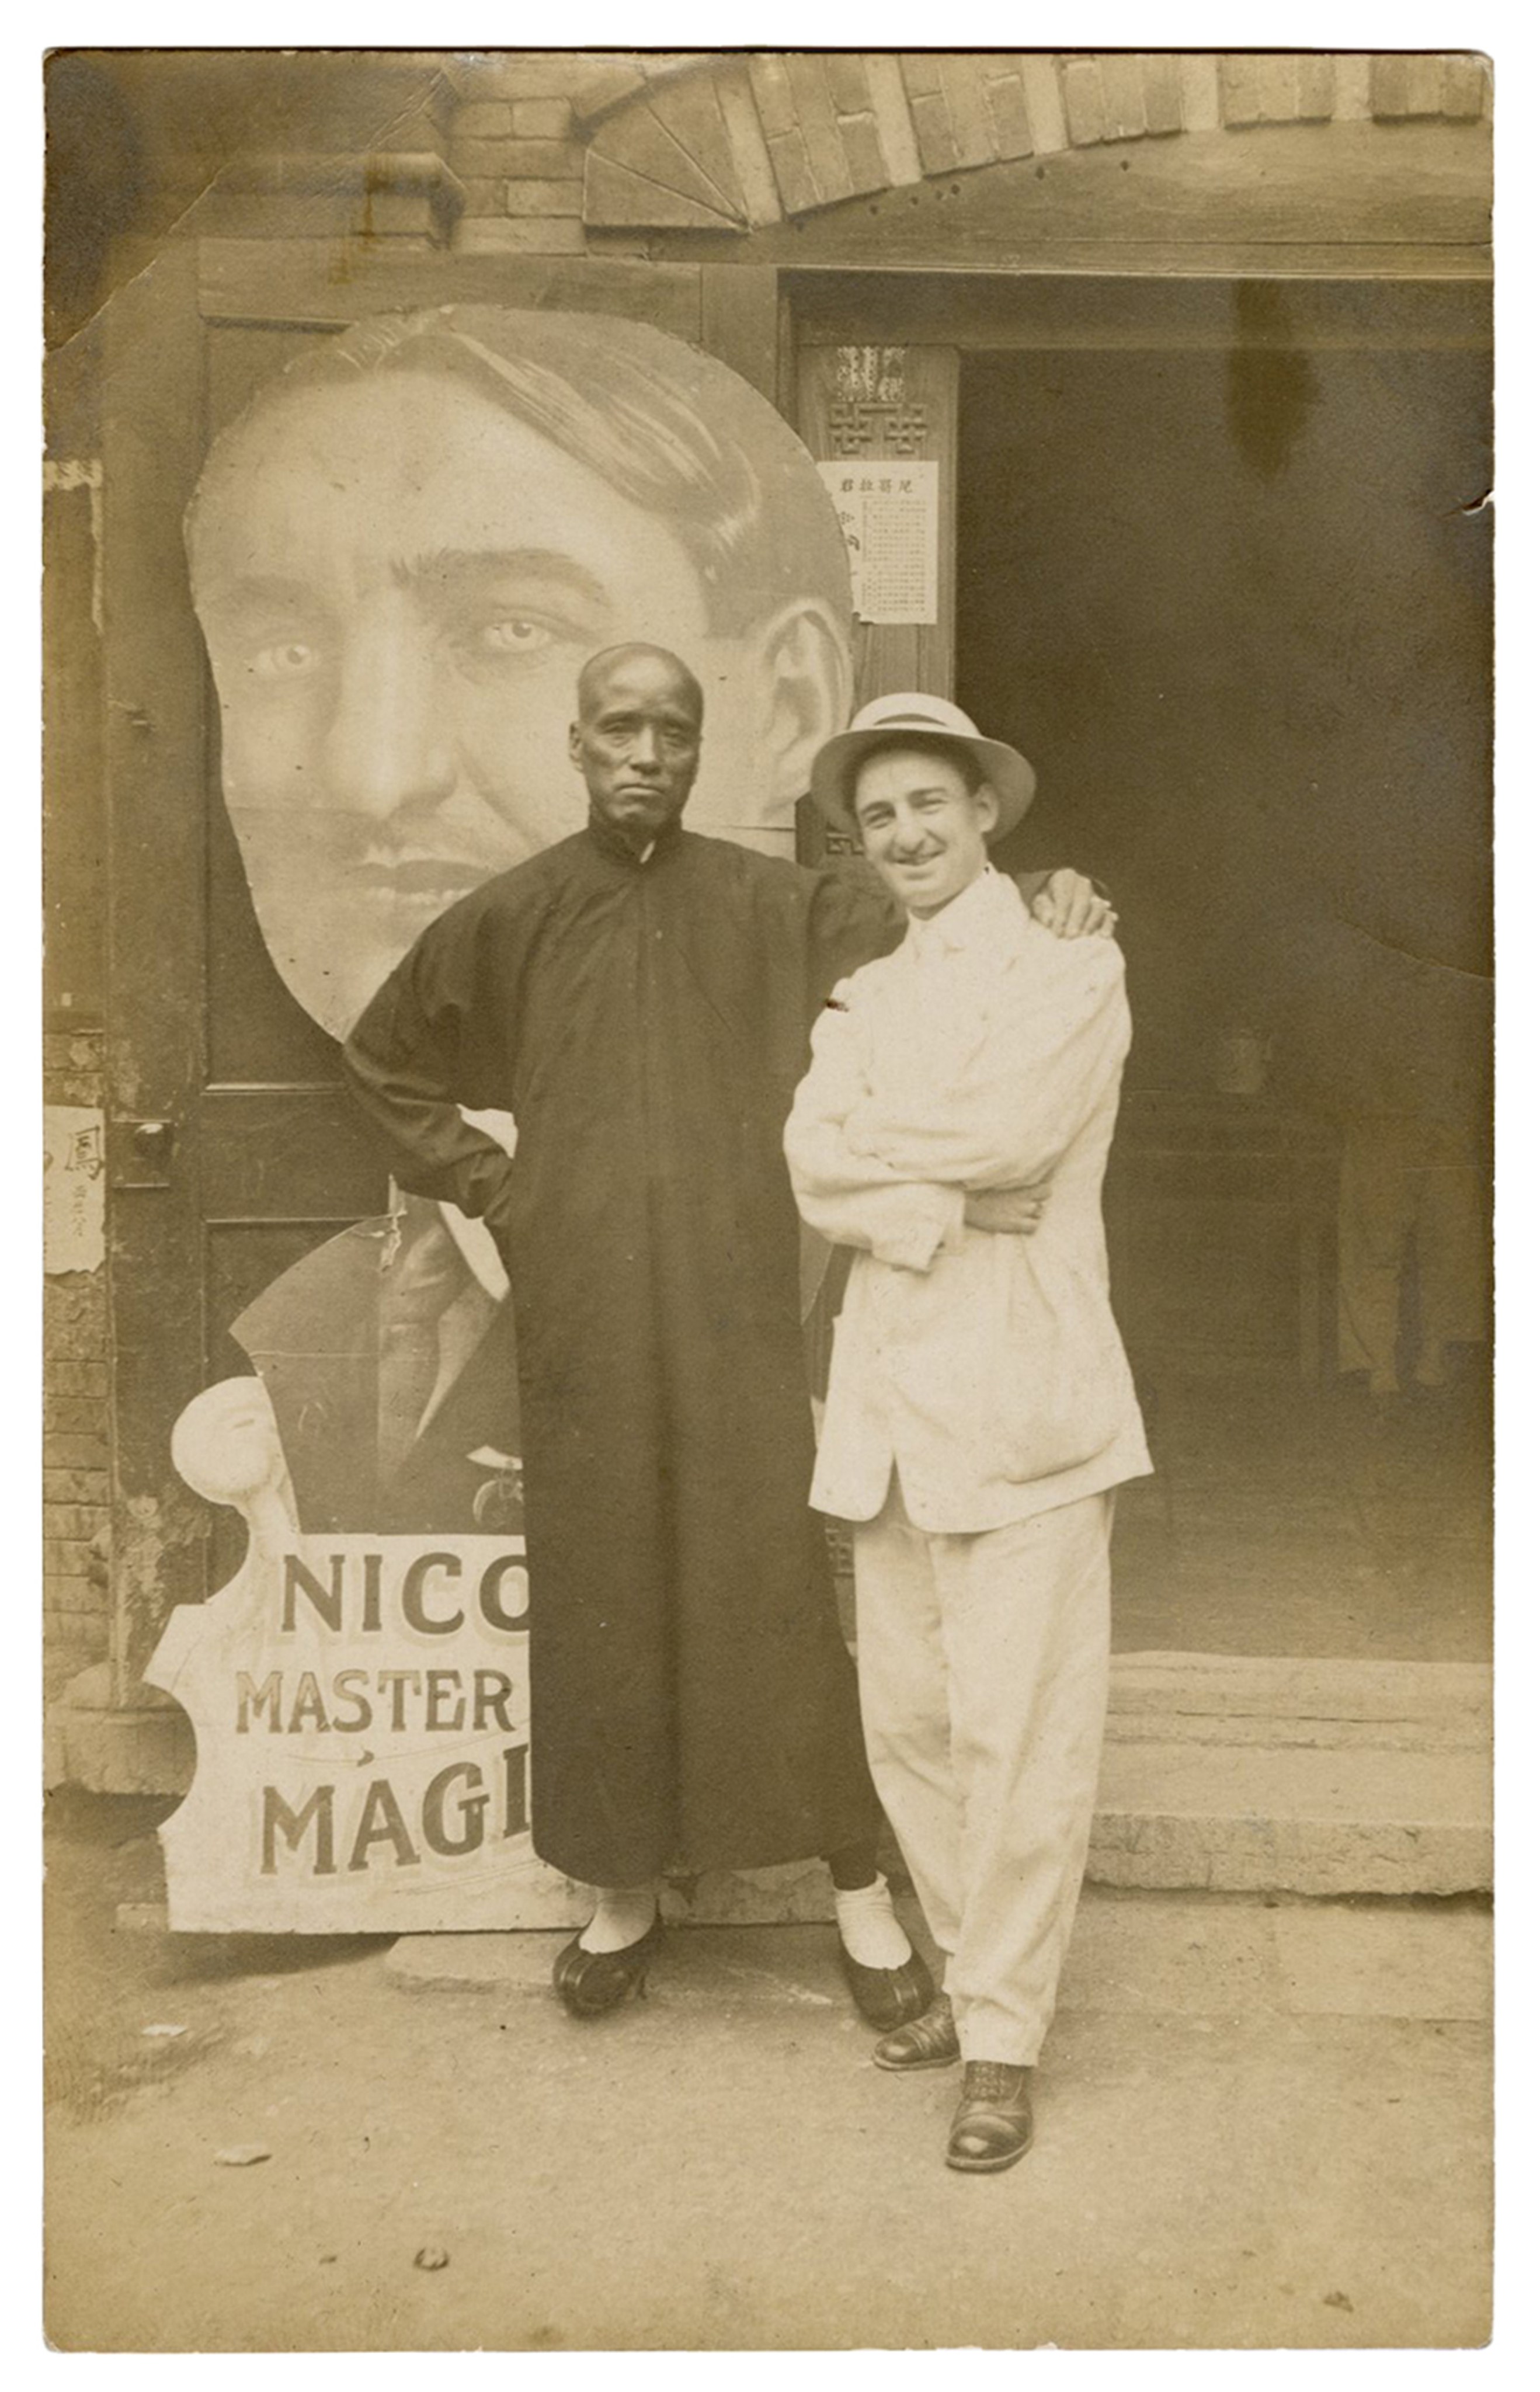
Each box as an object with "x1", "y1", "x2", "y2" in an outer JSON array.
[
  {"x1": 905, "y1": 863, "x2": 1008, "y2": 961},
  {"x1": 585, "y1": 811, "x2": 685, "y2": 869}
]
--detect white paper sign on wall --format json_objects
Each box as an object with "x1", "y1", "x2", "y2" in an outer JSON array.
[
  {"x1": 44, "y1": 1105, "x2": 105, "y2": 1275},
  {"x1": 816, "y1": 460, "x2": 938, "y2": 625}
]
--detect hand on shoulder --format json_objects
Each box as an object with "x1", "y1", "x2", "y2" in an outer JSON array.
[{"x1": 1027, "y1": 868, "x2": 1118, "y2": 943}]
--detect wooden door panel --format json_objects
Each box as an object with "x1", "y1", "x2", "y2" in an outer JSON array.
[
  {"x1": 193, "y1": 308, "x2": 394, "y2": 1623},
  {"x1": 103, "y1": 244, "x2": 217, "y2": 1674},
  {"x1": 109, "y1": 245, "x2": 777, "y2": 1673},
  {"x1": 105, "y1": 282, "x2": 400, "y2": 1664},
  {"x1": 197, "y1": 1089, "x2": 385, "y2": 1220},
  {"x1": 795, "y1": 342, "x2": 958, "y2": 707}
]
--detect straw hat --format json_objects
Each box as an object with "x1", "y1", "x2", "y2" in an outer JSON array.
[{"x1": 808, "y1": 691, "x2": 1036, "y2": 842}]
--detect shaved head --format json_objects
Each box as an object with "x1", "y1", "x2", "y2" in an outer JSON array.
[
  {"x1": 578, "y1": 642, "x2": 703, "y2": 725},
  {"x1": 569, "y1": 644, "x2": 705, "y2": 854}
]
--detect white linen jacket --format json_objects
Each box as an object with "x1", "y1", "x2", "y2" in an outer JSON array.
[{"x1": 784, "y1": 865, "x2": 1151, "y2": 1532}]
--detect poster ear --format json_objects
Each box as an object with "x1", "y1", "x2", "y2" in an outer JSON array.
[{"x1": 750, "y1": 600, "x2": 854, "y2": 808}]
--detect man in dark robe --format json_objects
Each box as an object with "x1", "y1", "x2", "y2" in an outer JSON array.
[{"x1": 343, "y1": 643, "x2": 1108, "y2": 2014}]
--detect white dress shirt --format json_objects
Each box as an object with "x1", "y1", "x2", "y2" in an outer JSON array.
[{"x1": 784, "y1": 865, "x2": 1151, "y2": 1531}]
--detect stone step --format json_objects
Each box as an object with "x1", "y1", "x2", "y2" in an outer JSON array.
[
  {"x1": 373, "y1": 1656, "x2": 1492, "y2": 1969},
  {"x1": 1090, "y1": 1652, "x2": 1492, "y2": 1897},
  {"x1": 112, "y1": 1650, "x2": 1494, "y2": 1941},
  {"x1": 1106, "y1": 1652, "x2": 1492, "y2": 1730}
]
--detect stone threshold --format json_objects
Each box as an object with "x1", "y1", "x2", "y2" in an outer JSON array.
[
  {"x1": 102, "y1": 1649, "x2": 1492, "y2": 1936},
  {"x1": 1092, "y1": 1652, "x2": 1491, "y2": 1897}
]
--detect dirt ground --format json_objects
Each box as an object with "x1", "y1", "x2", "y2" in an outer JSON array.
[{"x1": 41, "y1": 1789, "x2": 1493, "y2": 2353}]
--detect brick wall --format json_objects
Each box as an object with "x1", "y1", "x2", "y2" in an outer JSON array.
[
  {"x1": 449, "y1": 56, "x2": 595, "y2": 255},
  {"x1": 43, "y1": 1032, "x2": 110, "y2": 1704},
  {"x1": 442, "y1": 50, "x2": 1493, "y2": 246}
]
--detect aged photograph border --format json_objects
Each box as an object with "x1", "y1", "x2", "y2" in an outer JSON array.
[{"x1": 20, "y1": 0, "x2": 1529, "y2": 2369}]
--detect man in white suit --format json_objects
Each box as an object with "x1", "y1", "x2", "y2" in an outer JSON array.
[{"x1": 784, "y1": 693, "x2": 1151, "y2": 2173}]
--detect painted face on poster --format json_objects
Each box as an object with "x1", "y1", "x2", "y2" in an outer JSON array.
[{"x1": 187, "y1": 310, "x2": 855, "y2": 1038}]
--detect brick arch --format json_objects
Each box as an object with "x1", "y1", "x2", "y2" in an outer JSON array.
[{"x1": 576, "y1": 51, "x2": 1492, "y2": 234}]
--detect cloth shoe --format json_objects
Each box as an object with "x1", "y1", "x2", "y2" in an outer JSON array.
[
  {"x1": 552, "y1": 1915, "x2": 663, "y2": 2017},
  {"x1": 838, "y1": 1938, "x2": 934, "y2": 2030},
  {"x1": 833, "y1": 1875, "x2": 934, "y2": 2029}
]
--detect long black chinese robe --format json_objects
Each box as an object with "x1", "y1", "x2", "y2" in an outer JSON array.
[{"x1": 343, "y1": 814, "x2": 912, "y2": 1885}]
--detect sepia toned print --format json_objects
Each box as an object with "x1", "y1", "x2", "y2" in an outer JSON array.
[{"x1": 44, "y1": 48, "x2": 1492, "y2": 2351}]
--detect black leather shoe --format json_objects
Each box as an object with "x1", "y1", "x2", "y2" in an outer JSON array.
[
  {"x1": 945, "y1": 2061, "x2": 1035, "y2": 2173},
  {"x1": 874, "y1": 1993, "x2": 959, "y2": 2072},
  {"x1": 839, "y1": 1939, "x2": 934, "y2": 2031},
  {"x1": 553, "y1": 1915, "x2": 663, "y2": 2017}
]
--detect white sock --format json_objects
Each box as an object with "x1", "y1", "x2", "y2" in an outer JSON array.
[
  {"x1": 833, "y1": 1874, "x2": 913, "y2": 1970},
  {"x1": 578, "y1": 1882, "x2": 659, "y2": 1954}
]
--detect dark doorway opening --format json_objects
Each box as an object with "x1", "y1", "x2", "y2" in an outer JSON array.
[{"x1": 955, "y1": 327, "x2": 1491, "y2": 1660}]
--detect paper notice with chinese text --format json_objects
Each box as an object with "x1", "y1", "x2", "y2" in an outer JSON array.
[{"x1": 818, "y1": 460, "x2": 938, "y2": 626}]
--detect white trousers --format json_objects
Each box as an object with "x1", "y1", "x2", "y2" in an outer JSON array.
[{"x1": 853, "y1": 1477, "x2": 1113, "y2": 2067}]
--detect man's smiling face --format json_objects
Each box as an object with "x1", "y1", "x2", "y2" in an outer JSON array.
[
  {"x1": 850, "y1": 744, "x2": 1000, "y2": 918},
  {"x1": 189, "y1": 372, "x2": 733, "y2": 1034}
]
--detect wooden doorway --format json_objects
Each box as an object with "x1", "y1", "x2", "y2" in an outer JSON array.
[{"x1": 99, "y1": 245, "x2": 771, "y2": 1682}]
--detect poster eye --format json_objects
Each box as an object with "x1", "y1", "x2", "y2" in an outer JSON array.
[
  {"x1": 478, "y1": 617, "x2": 554, "y2": 656},
  {"x1": 248, "y1": 639, "x2": 319, "y2": 682}
]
